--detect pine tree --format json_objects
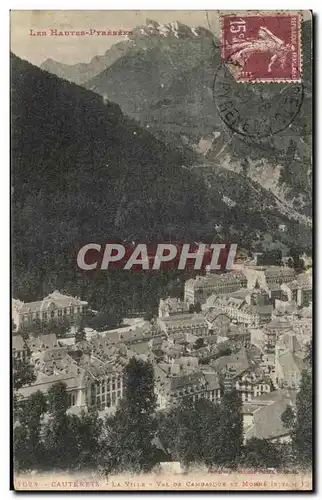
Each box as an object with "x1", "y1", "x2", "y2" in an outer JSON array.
[
  {"x1": 281, "y1": 343, "x2": 313, "y2": 470},
  {"x1": 157, "y1": 397, "x2": 222, "y2": 469},
  {"x1": 75, "y1": 409, "x2": 103, "y2": 469},
  {"x1": 13, "y1": 391, "x2": 47, "y2": 471},
  {"x1": 13, "y1": 357, "x2": 36, "y2": 390},
  {"x1": 219, "y1": 389, "x2": 243, "y2": 467},
  {"x1": 44, "y1": 382, "x2": 79, "y2": 468},
  {"x1": 242, "y1": 438, "x2": 283, "y2": 469},
  {"x1": 158, "y1": 397, "x2": 197, "y2": 468},
  {"x1": 293, "y1": 369, "x2": 312, "y2": 468},
  {"x1": 101, "y1": 358, "x2": 157, "y2": 473}
]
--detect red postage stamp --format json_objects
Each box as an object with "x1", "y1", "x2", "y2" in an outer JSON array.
[{"x1": 220, "y1": 13, "x2": 302, "y2": 82}]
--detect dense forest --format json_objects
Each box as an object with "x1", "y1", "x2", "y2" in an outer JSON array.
[{"x1": 11, "y1": 53, "x2": 210, "y2": 313}]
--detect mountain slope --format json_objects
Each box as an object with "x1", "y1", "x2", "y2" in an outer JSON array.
[
  {"x1": 11, "y1": 53, "x2": 209, "y2": 303},
  {"x1": 11, "y1": 47, "x2": 312, "y2": 312},
  {"x1": 40, "y1": 19, "x2": 214, "y2": 85},
  {"x1": 40, "y1": 41, "x2": 139, "y2": 85},
  {"x1": 84, "y1": 22, "x2": 220, "y2": 145},
  {"x1": 82, "y1": 18, "x2": 312, "y2": 220}
]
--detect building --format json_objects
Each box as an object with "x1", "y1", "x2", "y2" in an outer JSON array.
[
  {"x1": 86, "y1": 357, "x2": 124, "y2": 412},
  {"x1": 226, "y1": 325, "x2": 251, "y2": 348},
  {"x1": 235, "y1": 373, "x2": 272, "y2": 402},
  {"x1": 160, "y1": 342, "x2": 186, "y2": 362},
  {"x1": 266, "y1": 284, "x2": 283, "y2": 303},
  {"x1": 262, "y1": 321, "x2": 295, "y2": 373},
  {"x1": 12, "y1": 291, "x2": 88, "y2": 330},
  {"x1": 16, "y1": 330, "x2": 129, "y2": 415},
  {"x1": 300, "y1": 253, "x2": 312, "y2": 269},
  {"x1": 275, "y1": 349, "x2": 306, "y2": 390},
  {"x1": 184, "y1": 272, "x2": 247, "y2": 305},
  {"x1": 243, "y1": 389, "x2": 296, "y2": 444},
  {"x1": 243, "y1": 266, "x2": 296, "y2": 290},
  {"x1": 211, "y1": 347, "x2": 272, "y2": 402},
  {"x1": 12, "y1": 335, "x2": 28, "y2": 362},
  {"x1": 27, "y1": 333, "x2": 59, "y2": 353},
  {"x1": 157, "y1": 313, "x2": 208, "y2": 337},
  {"x1": 155, "y1": 368, "x2": 221, "y2": 409},
  {"x1": 158, "y1": 297, "x2": 189, "y2": 318},
  {"x1": 281, "y1": 271, "x2": 312, "y2": 307},
  {"x1": 97, "y1": 321, "x2": 155, "y2": 345},
  {"x1": 17, "y1": 368, "x2": 87, "y2": 409},
  {"x1": 206, "y1": 292, "x2": 273, "y2": 328}
]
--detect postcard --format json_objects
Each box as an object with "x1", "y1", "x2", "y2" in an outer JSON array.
[{"x1": 11, "y1": 10, "x2": 313, "y2": 491}]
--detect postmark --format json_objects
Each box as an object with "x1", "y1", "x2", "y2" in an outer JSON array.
[
  {"x1": 213, "y1": 60, "x2": 304, "y2": 139},
  {"x1": 220, "y1": 13, "x2": 302, "y2": 83}
]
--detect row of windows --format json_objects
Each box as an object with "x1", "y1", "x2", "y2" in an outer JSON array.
[
  {"x1": 13, "y1": 350, "x2": 28, "y2": 360},
  {"x1": 165, "y1": 325, "x2": 207, "y2": 331},
  {"x1": 91, "y1": 390, "x2": 122, "y2": 408},
  {"x1": 21, "y1": 306, "x2": 83, "y2": 323},
  {"x1": 92, "y1": 379, "x2": 122, "y2": 394}
]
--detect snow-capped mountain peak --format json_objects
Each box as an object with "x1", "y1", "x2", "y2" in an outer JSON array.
[{"x1": 134, "y1": 19, "x2": 206, "y2": 39}]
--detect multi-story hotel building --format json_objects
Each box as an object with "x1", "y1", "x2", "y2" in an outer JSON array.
[
  {"x1": 243, "y1": 265, "x2": 296, "y2": 290},
  {"x1": 88, "y1": 369, "x2": 124, "y2": 411},
  {"x1": 12, "y1": 290, "x2": 88, "y2": 330},
  {"x1": 157, "y1": 313, "x2": 208, "y2": 337},
  {"x1": 184, "y1": 272, "x2": 247, "y2": 305},
  {"x1": 281, "y1": 270, "x2": 312, "y2": 308},
  {"x1": 155, "y1": 368, "x2": 221, "y2": 409},
  {"x1": 208, "y1": 292, "x2": 273, "y2": 328}
]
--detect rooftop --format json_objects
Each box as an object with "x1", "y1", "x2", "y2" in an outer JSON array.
[
  {"x1": 159, "y1": 313, "x2": 207, "y2": 325},
  {"x1": 185, "y1": 272, "x2": 247, "y2": 289},
  {"x1": 12, "y1": 335, "x2": 26, "y2": 352},
  {"x1": 18, "y1": 369, "x2": 85, "y2": 399},
  {"x1": 13, "y1": 291, "x2": 88, "y2": 315},
  {"x1": 170, "y1": 371, "x2": 205, "y2": 392},
  {"x1": 244, "y1": 394, "x2": 291, "y2": 441}
]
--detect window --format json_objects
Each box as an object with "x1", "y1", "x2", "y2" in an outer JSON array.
[
  {"x1": 68, "y1": 392, "x2": 76, "y2": 407},
  {"x1": 42, "y1": 312, "x2": 47, "y2": 320},
  {"x1": 58, "y1": 309, "x2": 62, "y2": 316},
  {"x1": 112, "y1": 380, "x2": 116, "y2": 391},
  {"x1": 50, "y1": 311, "x2": 55, "y2": 318},
  {"x1": 63, "y1": 308, "x2": 67, "y2": 315}
]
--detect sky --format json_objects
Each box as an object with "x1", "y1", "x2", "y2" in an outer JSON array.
[{"x1": 10, "y1": 10, "x2": 222, "y2": 66}]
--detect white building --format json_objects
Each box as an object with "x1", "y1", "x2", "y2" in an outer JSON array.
[
  {"x1": 157, "y1": 313, "x2": 208, "y2": 337},
  {"x1": 184, "y1": 272, "x2": 247, "y2": 305},
  {"x1": 12, "y1": 290, "x2": 88, "y2": 330}
]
